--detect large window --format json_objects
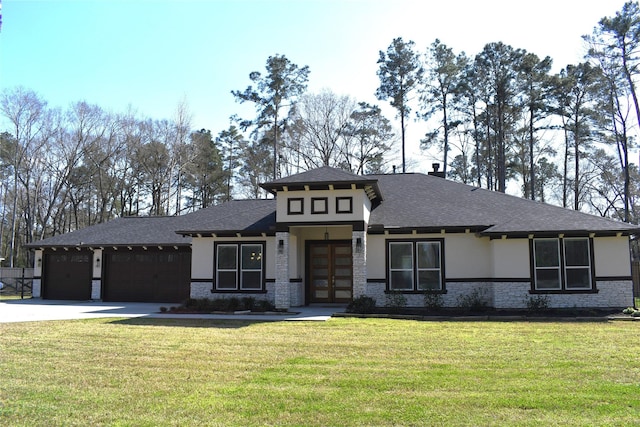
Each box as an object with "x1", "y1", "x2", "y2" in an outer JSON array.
[
  {"x1": 388, "y1": 240, "x2": 443, "y2": 291},
  {"x1": 532, "y1": 238, "x2": 593, "y2": 291},
  {"x1": 215, "y1": 243, "x2": 264, "y2": 291}
]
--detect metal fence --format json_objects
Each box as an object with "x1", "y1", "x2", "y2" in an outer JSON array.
[{"x1": 0, "y1": 267, "x2": 34, "y2": 299}]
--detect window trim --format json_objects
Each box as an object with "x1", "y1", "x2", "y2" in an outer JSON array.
[
  {"x1": 214, "y1": 242, "x2": 265, "y2": 291},
  {"x1": 311, "y1": 197, "x2": 328, "y2": 214},
  {"x1": 336, "y1": 196, "x2": 353, "y2": 214},
  {"x1": 386, "y1": 238, "x2": 445, "y2": 293},
  {"x1": 530, "y1": 237, "x2": 595, "y2": 293},
  {"x1": 287, "y1": 198, "x2": 304, "y2": 215}
]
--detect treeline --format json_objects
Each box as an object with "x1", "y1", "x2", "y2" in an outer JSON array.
[{"x1": 1, "y1": 2, "x2": 639, "y2": 267}]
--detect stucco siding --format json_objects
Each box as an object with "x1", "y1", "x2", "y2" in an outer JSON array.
[
  {"x1": 445, "y1": 234, "x2": 492, "y2": 278},
  {"x1": 593, "y1": 236, "x2": 631, "y2": 277},
  {"x1": 491, "y1": 239, "x2": 530, "y2": 278},
  {"x1": 276, "y1": 189, "x2": 370, "y2": 223}
]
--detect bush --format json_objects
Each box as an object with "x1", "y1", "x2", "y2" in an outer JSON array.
[
  {"x1": 525, "y1": 295, "x2": 550, "y2": 312},
  {"x1": 423, "y1": 292, "x2": 444, "y2": 310},
  {"x1": 632, "y1": 310, "x2": 640, "y2": 318},
  {"x1": 346, "y1": 296, "x2": 377, "y2": 314},
  {"x1": 622, "y1": 307, "x2": 636, "y2": 315},
  {"x1": 179, "y1": 297, "x2": 274, "y2": 313},
  {"x1": 385, "y1": 291, "x2": 407, "y2": 313},
  {"x1": 457, "y1": 288, "x2": 490, "y2": 312}
]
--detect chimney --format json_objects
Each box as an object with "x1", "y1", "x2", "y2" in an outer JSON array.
[{"x1": 428, "y1": 162, "x2": 445, "y2": 178}]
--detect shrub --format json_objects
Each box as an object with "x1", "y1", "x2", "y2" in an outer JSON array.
[
  {"x1": 622, "y1": 307, "x2": 636, "y2": 315},
  {"x1": 525, "y1": 294, "x2": 551, "y2": 312},
  {"x1": 457, "y1": 287, "x2": 490, "y2": 312},
  {"x1": 423, "y1": 292, "x2": 444, "y2": 310},
  {"x1": 346, "y1": 296, "x2": 377, "y2": 314},
  {"x1": 632, "y1": 310, "x2": 640, "y2": 318},
  {"x1": 385, "y1": 291, "x2": 407, "y2": 313}
]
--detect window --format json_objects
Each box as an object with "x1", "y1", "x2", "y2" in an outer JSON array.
[
  {"x1": 388, "y1": 240, "x2": 443, "y2": 291},
  {"x1": 532, "y1": 238, "x2": 593, "y2": 291},
  {"x1": 311, "y1": 197, "x2": 328, "y2": 214},
  {"x1": 215, "y1": 243, "x2": 264, "y2": 291},
  {"x1": 287, "y1": 198, "x2": 304, "y2": 215},
  {"x1": 336, "y1": 197, "x2": 353, "y2": 214}
]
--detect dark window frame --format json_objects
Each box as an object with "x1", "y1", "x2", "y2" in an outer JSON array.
[
  {"x1": 336, "y1": 196, "x2": 353, "y2": 214},
  {"x1": 213, "y1": 241, "x2": 266, "y2": 291},
  {"x1": 311, "y1": 197, "x2": 329, "y2": 214},
  {"x1": 530, "y1": 237, "x2": 596, "y2": 293},
  {"x1": 287, "y1": 198, "x2": 304, "y2": 215},
  {"x1": 385, "y1": 238, "x2": 445, "y2": 293}
]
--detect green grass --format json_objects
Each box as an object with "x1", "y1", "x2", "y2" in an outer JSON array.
[{"x1": 1, "y1": 318, "x2": 639, "y2": 426}]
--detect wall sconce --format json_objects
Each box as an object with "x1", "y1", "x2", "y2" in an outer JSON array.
[
  {"x1": 355, "y1": 237, "x2": 362, "y2": 253},
  {"x1": 36, "y1": 258, "x2": 42, "y2": 268},
  {"x1": 95, "y1": 257, "x2": 101, "y2": 268},
  {"x1": 278, "y1": 239, "x2": 284, "y2": 254},
  {"x1": 324, "y1": 228, "x2": 329, "y2": 241}
]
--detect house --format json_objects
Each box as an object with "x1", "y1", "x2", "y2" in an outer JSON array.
[{"x1": 29, "y1": 166, "x2": 638, "y2": 309}]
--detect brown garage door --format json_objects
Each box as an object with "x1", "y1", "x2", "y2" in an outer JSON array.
[
  {"x1": 103, "y1": 249, "x2": 191, "y2": 303},
  {"x1": 43, "y1": 251, "x2": 92, "y2": 300}
]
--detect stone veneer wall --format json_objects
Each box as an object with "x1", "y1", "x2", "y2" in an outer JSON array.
[
  {"x1": 352, "y1": 231, "x2": 367, "y2": 300},
  {"x1": 364, "y1": 280, "x2": 633, "y2": 309},
  {"x1": 32, "y1": 278, "x2": 41, "y2": 298},
  {"x1": 190, "y1": 281, "x2": 276, "y2": 305},
  {"x1": 91, "y1": 280, "x2": 101, "y2": 300}
]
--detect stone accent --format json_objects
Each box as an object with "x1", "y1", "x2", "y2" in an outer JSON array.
[
  {"x1": 190, "y1": 282, "x2": 213, "y2": 299},
  {"x1": 359, "y1": 280, "x2": 632, "y2": 309},
  {"x1": 352, "y1": 231, "x2": 367, "y2": 299},
  {"x1": 290, "y1": 281, "x2": 304, "y2": 307},
  {"x1": 275, "y1": 231, "x2": 290, "y2": 310},
  {"x1": 90, "y1": 280, "x2": 101, "y2": 300},
  {"x1": 32, "y1": 278, "x2": 41, "y2": 298}
]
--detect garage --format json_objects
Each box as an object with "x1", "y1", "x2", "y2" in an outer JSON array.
[
  {"x1": 42, "y1": 251, "x2": 92, "y2": 300},
  {"x1": 103, "y1": 249, "x2": 191, "y2": 303}
]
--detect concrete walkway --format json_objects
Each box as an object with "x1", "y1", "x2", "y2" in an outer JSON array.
[{"x1": 0, "y1": 299, "x2": 343, "y2": 323}]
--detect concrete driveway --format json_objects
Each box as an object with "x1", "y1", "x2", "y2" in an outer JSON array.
[{"x1": 0, "y1": 299, "x2": 340, "y2": 323}]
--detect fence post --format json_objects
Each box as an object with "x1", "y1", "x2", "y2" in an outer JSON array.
[{"x1": 21, "y1": 267, "x2": 25, "y2": 299}]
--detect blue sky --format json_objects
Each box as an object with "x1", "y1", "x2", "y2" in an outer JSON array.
[{"x1": 0, "y1": 0, "x2": 626, "y2": 167}]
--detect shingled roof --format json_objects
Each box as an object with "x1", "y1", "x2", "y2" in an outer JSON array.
[
  {"x1": 27, "y1": 216, "x2": 192, "y2": 249},
  {"x1": 175, "y1": 199, "x2": 277, "y2": 237},
  {"x1": 27, "y1": 169, "x2": 639, "y2": 248},
  {"x1": 368, "y1": 173, "x2": 638, "y2": 236},
  {"x1": 261, "y1": 166, "x2": 383, "y2": 202}
]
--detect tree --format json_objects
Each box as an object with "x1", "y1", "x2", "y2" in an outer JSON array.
[
  {"x1": 516, "y1": 53, "x2": 553, "y2": 199},
  {"x1": 474, "y1": 42, "x2": 524, "y2": 193},
  {"x1": 585, "y1": 1, "x2": 640, "y2": 222},
  {"x1": 286, "y1": 90, "x2": 356, "y2": 170},
  {"x1": 420, "y1": 39, "x2": 467, "y2": 176},
  {"x1": 554, "y1": 63, "x2": 604, "y2": 211},
  {"x1": 0, "y1": 87, "x2": 48, "y2": 266},
  {"x1": 183, "y1": 129, "x2": 225, "y2": 209},
  {"x1": 215, "y1": 125, "x2": 245, "y2": 202},
  {"x1": 342, "y1": 102, "x2": 394, "y2": 174},
  {"x1": 376, "y1": 37, "x2": 424, "y2": 173},
  {"x1": 232, "y1": 54, "x2": 310, "y2": 180}
]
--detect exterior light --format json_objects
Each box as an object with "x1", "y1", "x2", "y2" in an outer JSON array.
[
  {"x1": 355, "y1": 237, "x2": 362, "y2": 253},
  {"x1": 36, "y1": 258, "x2": 42, "y2": 268},
  {"x1": 278, "y1": 239, "x2": 284, "y2": 254}
]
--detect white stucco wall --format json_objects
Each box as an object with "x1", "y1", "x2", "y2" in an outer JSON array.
[
  {"x1": 490, "y1": 238, "x2": 531, "y2": 278},
  {"x1": 276, "y1": 189, "x2": 371, "y2": 223},
  {"x1": 593, "y1": 236, "x2": 631, "y2": 277}
]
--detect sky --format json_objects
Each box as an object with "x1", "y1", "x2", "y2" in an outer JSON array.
[{"x1": 0, "y1": 0, "x2": 629, "y2": 171}]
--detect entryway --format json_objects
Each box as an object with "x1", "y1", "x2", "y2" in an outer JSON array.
[{"x1": 308, "y1": 242, "x2": 353, "y2": 303}]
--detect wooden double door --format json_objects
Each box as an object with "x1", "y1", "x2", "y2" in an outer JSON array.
[{"x1": 308, "y1": 242, "x2": 353, "y2": 303}]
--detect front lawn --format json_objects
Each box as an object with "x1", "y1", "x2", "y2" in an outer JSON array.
[{"x1": 0, "y1": 318, "x2": 638, "y2": 426}]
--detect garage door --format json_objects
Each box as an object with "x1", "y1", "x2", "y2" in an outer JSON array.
[
  {"x1": 43, "y1": 252, "x2": 92, "y2": 300},
  {"x1": 103, "y1": 250, "x2": 191, "y2": 303}
]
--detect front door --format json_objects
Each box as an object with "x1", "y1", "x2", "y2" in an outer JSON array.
[{"x1": 308, "y1": 242, "x2": 352, "y2": 303}]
